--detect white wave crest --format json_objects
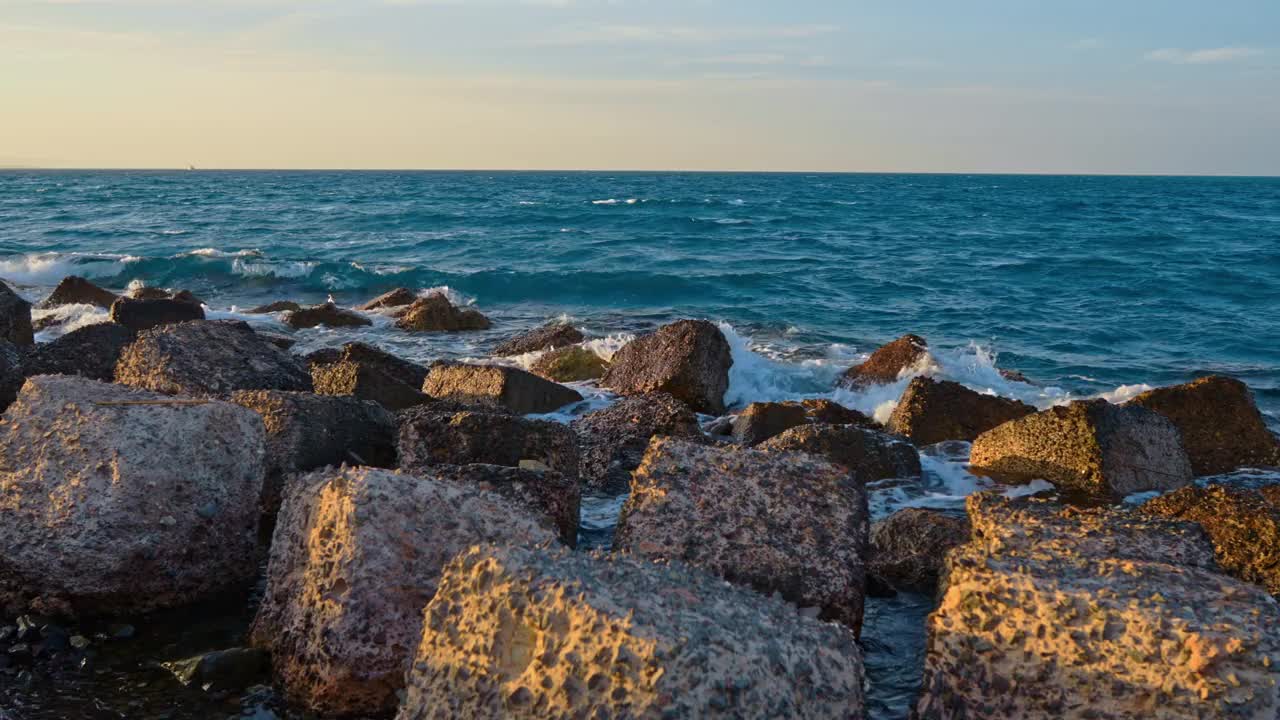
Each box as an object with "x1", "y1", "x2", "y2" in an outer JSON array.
[
  {"x1": 0, "y1": 252, "x2": 130, "y2": 286},
  {"x1": 232, "y1": 258, "x2": 315, "y2": 279}
]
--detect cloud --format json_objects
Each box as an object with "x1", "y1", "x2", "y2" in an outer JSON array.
[{"x1": 1144, "y1": 46, "x2": 1263, "y2": 64}]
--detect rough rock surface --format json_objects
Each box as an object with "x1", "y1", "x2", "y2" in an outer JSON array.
[
  {"x1": 0, "y1": 281, "x2": 34, "y2": 347},
  {"x1": 969, "y1": 398, "x2": 1194, "y2": 498},
  {"x1": 600, "y1": 319, "x2": 732, "y2": 415},
  {"x1": 1128, "y1": 375, "x2": 1280, "y2": 475},
  {"x1": 311, "y1": 360, "x2": 432, "y2": 411},
  {"x1": 572, "y1": 392, "x2": 704, "y2": 495},
  {"x1": 428, "y1": 464, "x2": 580, "y2": 546},
  {"x1": 0, "y1": 342, "x2": 24, "y2": 412},
  {"x1": 529, "y1": 345, "x2": 607, "y2": 382},
  {"x1": 915, "y1": 492, "x2": 1280, "y2": 719},
  {"x1": 399, "y1": 408, "x2": 580, "y2": 480},
  {"x1": 801, "y1": 398, "x2": 875, "y2": 426},
  {"x1": 249, "y1": 466, "x2": 556, "y2": 716},
  {"x1": 126, "y1": 286, "x2": 171, "y2": 300},
  {"x1": 838, "y1": 334, "x2": 928, "y2": 388},
  {"x1": 758, "y1": 424, "x2": 922, "y2": 482},
  {"x1": 732, "y1": 401, "x2": 809, "y2": 445},
  {"x1": 247, "y1": 300, "x2": 302, "y2": 314},
  {"x1": 0, "y1": 375, "x2": 265, "y2": 618},
  {"x1": 115, "y1": 320, "x2": 312, "y2": 397},
  {"x1": 493, "y1": 322, "x2": 584, "y2": 356},
  {"x1": 422, "y1": 362, "x2": 582, "y2": 414},
  {"x1": 39, "y1": 276, "x2": 118, "y2": 309},
  {"x1": 614, "y1": 438, "x2": 869, "y2": 633},
  {"x1": 394, "y1": 294, "x2": 491, "y2": 332},
  {"x1": 282, "y1": 302, "x2": 372, "y2": 329},
  {"x1": 397, "y1": 544, "x2": 865, "y2": 720},
  {"x1": 887, "y1": 376, "x2": 1035, "y2": 445},
  {"x1": 20, "y1": 322, "x2": 134, "y2": 383},
  {"x1": 108, "y1": 296, "x2": 204, "y2": 334},
  {"x1": 1143, "y1": 483, "x2": 1280, "y2": 596},
  {"x1": 357, "y1": 287, "x2": 417, "y2": 311},
  {"x1": 869, "y1": 508, "x2": 969, "y2": 593}
]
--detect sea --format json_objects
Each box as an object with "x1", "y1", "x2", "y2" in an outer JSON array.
[{"x1": 1, "y1": 169, "x2": 1278, "y2": 719}]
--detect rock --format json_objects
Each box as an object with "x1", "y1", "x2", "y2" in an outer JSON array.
[
  {"x1": 969, "y1": 399, "x2": 1194, "y2": 498},
  {"x1": 1128, "y1": 375, "x2": 1280, "y2": 476},
  {"x1": 127, "y1": 286, "x2": 171, "y2": 300},
  {"x1": 357, "y1": 287, "x2": 418, "y2": 311},
  {"x1": 600, "y1": 320, "x2": 732, "y2": 414},
  {"x1": 398, "y1": 408, "x2": 579, "y2": 480},
  {"x1": 311, "y1": 360, "x2": 432, "y2": 411},
  {"x1": 758, "y1": 424, "x2": 921, "y2": 482},
  {"x1": 800, "y1": 398, "x2": 875, "y2": 426},
  {"x1": 0, "y1": 375, "x2": 265, "y2": 617},
  {"x1": 246, "y1": 301, "x2": 302, "y2": 314},
  {"x1": 428, "y1": 464, "x2": 580, "y2": 547},
  {"x1": 164, "y1": 647, "x2": 269, "y2": 691},
  {"x1": 914, "y1": 491, "x2": 1280, "y2": 719},
  {"x1": 998, "y1": 368, "x2": 1030, "y2": 383},
  {"x1": 868, "y1": 508, "x2": 969, "y2": 593},
  {"x1": 20, "y1": 322, "x2": 134, "y2": 383},
  {"x1": 308, "y1": 341, "x2": 429, "y2": 386},
  {"x1": 170, "y1": 289, "x2": 205, "y2": 306},
  {"x1": 614, "y1": 438, "x2": 869, "y2": 633},
  {"x1": 732, "y1": 401, "x2": 809, "y2": 445},
  {"x1": 397, "y1": 544, "x2": 865, "y2": 720},
  {"x1": 282, "y1": 302, "x2": 372, "y2": 330},
  {"x1": 572, "y1": 392, "x2": 704, "y2": 495},
  {"x1": 0, "y1": 281, "x2": 33, "y2": 347},
  {"x1": 108, "y1": 296, "x2": 204, "y2": 333},
  {"x1": 1142, "y1": 483, "x2": 1280, "y2": 596},
  {"x1": 249, "y1": 466, "x2": 557, "y2": 716},
  {"x1": 115, "y1": 320, "x2": 311, "y2": 397},
  {"x1": 255, "y1": 330, "x2": 296, "y2": 350},
  {"x1": 422, "y1": 362, "x2": 582, "y2": 414},
  {"x1": 529, "y1": 345, "x2": 606, "y2": 382},
  {"x1": 0, "y1": 342, "x2": 24, "y2": 412},
  {"x1": 493, "y1": 322, "x2": 584, "y2": 356},
  {"x1": 394, "y1": 294, "x2": 491, "y2": 332},
  {"x1": 886, "y1": 376, "x2": 1035, "y2": 445},
  {"x1": 838, "y1": 334, "x2": 928, "y2": 388},
  {"x1": 39, "y1": 276, "x2": 118, "y2": 309}
]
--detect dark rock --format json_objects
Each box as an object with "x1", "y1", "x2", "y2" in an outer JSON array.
[
  {"x1": 732, "y1": 401, "x2": 808, "y2": 445},
  {"x1": 869, "y1": 508, "x2": 970, "y2": 593},
  {"x1": 312, "y1": 361, "x2": 432, "y2": 411},
  {"x1": 529, "y1": 345, "x2": 607, "y2": 382},
  {"x1": 127, "y1": 286, "x2": 171, "y2": 300},
  {"x1": 493, "y1": 322, "x2": 584, "y2": 356},
  {"x1": 39, "y1": 276, "x2": 118, "y2": 309},
  {"x1": 0, "y1": 281, "x2": 34, "y2": 347},
  {"x1": 356, "y1": 288, "x2": 418, "y2": 311},
  {"x1": 800, "y1": 398, "x2": 875, "y2": 426},
  {"x1": 428, "y1": 464, "x2": 580, "y2": 547},
  {"x1": 20, "y1": 322, "x2": 135, "y2": 382},
  {"x1": 169, "y1": 289, "x2": 205, "y2": 306},
  {"x1": 256, "y1": 330, "x2": 296, "y2": 350},
  {"x1": 310, "y1": 342, "x2": 430, "y2": 387},
  {"x1": 247, "y1": 301, "x2": 302, "y2": 314},
  {"x1": 0, "y1": 341, "x2": 23, "y2": 412},
  {"x1": 398, "y1": 408, "x2": 579, "y2": 480},
  {"x1": 600, "y1": 319, "x2": 732, "y2": 414},
  {"x1": 283, "y1": 302, "x2": 372, "y2": 330},
  {"x1": 163, "y1": 647, "x2": 269, "y2": 691},
  {"x1": 394, "y1": 294, "x2": 491, "y2": 332},
  {"x1": 421, "y1": 362, "x2": 582, "y2": 414},
  {"x1": 758, "y1": 424, "x2": 921, "y2": 482},
  {"x1": 886, "y1": 376, "x2": 1036, "y2": 445},
  {"x1": 572, "y1": 392, "x2": 704, "y2": 495},
  {"x1": 838, "y1": 334, "x2": 928, "y2": 388},
  {"x1": 108, "y1": 296, "x2": 204, "y2": 333}
]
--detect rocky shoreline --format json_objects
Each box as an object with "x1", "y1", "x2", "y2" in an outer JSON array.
[{"x1": 2, "y1": 276, "x2": 1280, "y2": 719}]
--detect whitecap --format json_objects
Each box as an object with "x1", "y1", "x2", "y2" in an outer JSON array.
[
  {"x1": 232, "y1": 258, "x2": 315, "y2": 279},
  {"x1": 31, "y1": 303, "x2": 111, "y2": 341}
]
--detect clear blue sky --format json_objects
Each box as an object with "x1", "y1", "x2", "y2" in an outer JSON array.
[{"x1": 2, "y1": 0, "x2": 1277, "y2": 173}]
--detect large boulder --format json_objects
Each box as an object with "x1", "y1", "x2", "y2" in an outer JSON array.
[
  {"x1": 357, "y1": 287, "x2": 417, "y2": 311},
  {"x1": 614, "y1": 438, "x2": 869, "y2": 633},
  {"x1": 394, "y1": 293, "x2": 491, "y2": 332},
  {"x1": 115, "y1": 320, "x2": 311, "y2": 397},
  {"x1": 838, "y1": 333, "x2": 927, "y2": 388},
  {"x1": 0, "y1": 280, "x2": 33, "y2": 346},
  {"x1": 398, "y1": 544, "x2": 865, "y2": 720},
  {"x1": 428, "y1": 464, "x2": 580, "y2": 547},
  {"x1": 249, "y1": 466, "x2": 557, "y2": 716},
  {"x1": 600, "y1": 319, "x2": 732, "y2": 415},
  {"x1": 886, "y1": 376, "x2": 1035, "y2": 445},
  {"x1": 422, "y1": 362, "x2": 582, "y2": 414},
  {"x1": 39, "y1": 276, "x2": 118, "y2": 309},
  {"x1": 399, "y1": 408, "x2": 579, "y2": 480},
  {"x1": 282, "y1": 302, "x2": 372, "y2": 330},
  {"x1": 572, "y1": 392, "x2": 704, "y2": 495},
  {"x1": 757, "y1": 424, "x2": 921, "y2": 482},
  {"x1": 308, "y1": 341, "x2": 430, "y2": 387},
  {"x1": 868, "y1": 508, "x2": 969, "y2": 593},
  {"x1": 529, "y1": 345, "x2": 607, "y2": 382},
  {"x1": 108, "y1": 296, "x2": 204, "y2": 334},
  {"x1": 969, "y1": 399, "x2": 1194, "y2": 498},
  {"x1": 20, "y1": 322, "x2": 134, "y2": 383},
  {"x1": 1143, "y1": 483, "x2": 1280, "y2": 596},
  {"x1": 915, "y1": 492, "x2": 1280, "y2": 719},
  {"x1": 0, "y1": 375, "x2": 265, "y2": 618},
  {"x1": 493, "y1": 322, "x2": 584, "y2": 356},
  {"x1": 0, "y1": 341, "x2": 24, "y2": 412},
  {"x1": 732, "y1": 401, "x2": 808, "y2": 446},
  {"x1": 799, "y1": 398, "x2": 875, "y2": 426},
  {"x1": 1128, "y1": 375, "x2": 1280, "y2": 475},
  {"x1": 246, "y1": 300, "x2": 302, "y2": 314},
  {"x1": 307, "y1": 341, "x2": 433, "y2": 411}
]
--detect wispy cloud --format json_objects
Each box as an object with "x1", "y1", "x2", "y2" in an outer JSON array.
[{"x1": 1144, "y1": 46, "x2": 1263, "y2": 64}]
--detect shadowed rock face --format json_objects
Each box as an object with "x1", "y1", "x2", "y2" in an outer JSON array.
[
  {"x1": 838, "y1": 334, "x2": 927, "y2": 388},
  {"x1": 869, "y1": 508, "x2": 969, "y2": 593},
  {"x1": 916, "y1": 492, "x2": 1280, "y2": 720},
  {"x1": 307, "y1": 342, "x2": 433, "y2": 411},
  {"x1": 601, "y1": 319, "x2": 732, "y2": 415},
  {"x1": 250, "y1": 467, "x2": 556, "y2": 717},
  {"x1": 397, "y1": 544, "x2": 866, "y2": 720},
  {"x1": 0, "y1": 342, "x2": 24, "y2": 412},
  {"x1": 493, "y1": 322, "x2": 584, "y2": 356},
  {"x1": 356, "y1": 287, "x2": 417, "y2": 311},
  {"x1": 886, "y1": 376, "x2": 1035, "y2": 445},
  {"x1": 614, "y1": 438, "x2": 869, "y2": 634},
  {"x1": 399, "y1": 408, "x2": 580, "y2": 481},
  {"x1": 282, "y1": 302, "x2": 371, "y2": 329},
  {"x1": 572, "y1": 392, "x2": 704, "y2": 495},
  {"x1": 427, "y1": 464, "x2": 580, "y2": 547},
  {"x1": 969, "y1": 398, "x2": 1194, "y2": 499},
  {"x1": 757, "y1": 423, "x2": 922, "y2": 483},
  {"x1": 394, "y1": 293, "x2": 491, "y2": 332},
  {"x1": 1128, "y1": 375, "x2": 1280, "y2": 476},
  {"x1": 0, "y1": 281, "x2": 34, "y2": 347},
  {"x1": 529, "y1": 345, "x2": 607, "y2": 382},
  {"x1": 39, "y1": 276, "x2": 118, "y2": 309},
  {"x1": 108, "y1": 296, "x2": 204, "y2": 334},
  {"x1": 247, "y1": 300, "x2": 302, "y2": 314},
  {"x1": 21, "y1": 322, "x2": 135, "y2": 383},
  {"x1": 422, "y1": 363, "x2": 582, "y2": 414},
  {"x1": 0, "y1": 375, "x2": 265, "y2": 618},
  {"x1": 732, "y1": 401, "x2": 808, "y2": 445}
]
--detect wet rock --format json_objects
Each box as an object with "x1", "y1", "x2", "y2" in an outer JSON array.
[
  {"x1": 394, "y1": 293, "x2": 491, "y2": 332},
  {"x1": 915, "y1": 491, "x2": 1280, "y2": 719},
  {"x1": 250, "y1": 466, "x2": 556, "y2": 716},
  {"x1": 115, "y1": 320, "x2": 311, "y2": 397},
  {"x1": 529, "y1": 345, "x2": 607, "y2": 382},
  {"x1": 838, "y1": 334, "x2": 928, "y2": 388},
  {"x1": 39, "y1": 276, "x2": 118, "y2": 310},
  {"x1": 758, "y1": 424, "x2": 921, "y2": 482},
  {"x1": 422, "y1": 362, "x2": 582, "y2": 414},
  {"x1": 614, "y1": 438, "x2": 869, "y2": 633},
  {"x1": 969, "y1": 398, "x2": 1194, "y2": 499},
  {"x1": 170, "y1": 289, "x2": 205, "y2": 306},
  {"x1": 493, "y1": 322, "x2": 584, "y2": 356},
  {"x1": 0, "y1": 342, "x2": 23, "y2": 412},
  {"x1": 998, "y1": 368, "x2": 1031, "y2": 383},
  {"x1": 1127, "y1": 375, "x2": 1280, "y2": 476},
  {"x1": 0, "y1": 281, "x2": 34, "y2": 347},
  {"x1": 399, "y1": 408, "x2": 579, "y2": 480},
  {"x1": 282, "y1": 302, "x2": 372, "y2": 330},
  {"x1": 357, "y1": 287, "x2": 418, "y2": 311},
  {"x1": 0, "y1": 375, "x2": 265, "y2": 618},
  {"x1": 108, "y1": 296, "x2": 204, "y2": 334},
  {"x1": 886, "y1": 376, "x2": 1035, "y2": 445},
  {"x1": 20, "y1": 322, "x2": 135, "y2": 383},
  {"x1": 428, "y1": 464, "x2": 580, "y2": 546},
  {"x1": 601, "y1": 319, "x2": 732, "y2": 414},
  {"x1": 163, "y1": 647, "x2": 269, "y2": 691},
  {"x1": 255, "y1": 330, "x2": 296, "y2": 350},
  {"x1": 572, "y1": 392, "x2": 704, "y2": 495},
  {"x1": 398, "y1": 544, "x2": 865, "y2": 720},
  {"x1": 868, "y1": 508, "x2": 969, "y2": 593},
  {"x1": 246, "y1": 300, "x2": 302, "y2": 314},
  {"x1": 732, "y1": 401, "x2": 809, "y2": 445},
  {"x1": 127, "y1": 286, "x2": 171, "y2": 300}
]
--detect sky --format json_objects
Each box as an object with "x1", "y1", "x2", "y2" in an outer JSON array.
[{"x1": 1, "y1": 0, "x2": 1277, "y2": 174}]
